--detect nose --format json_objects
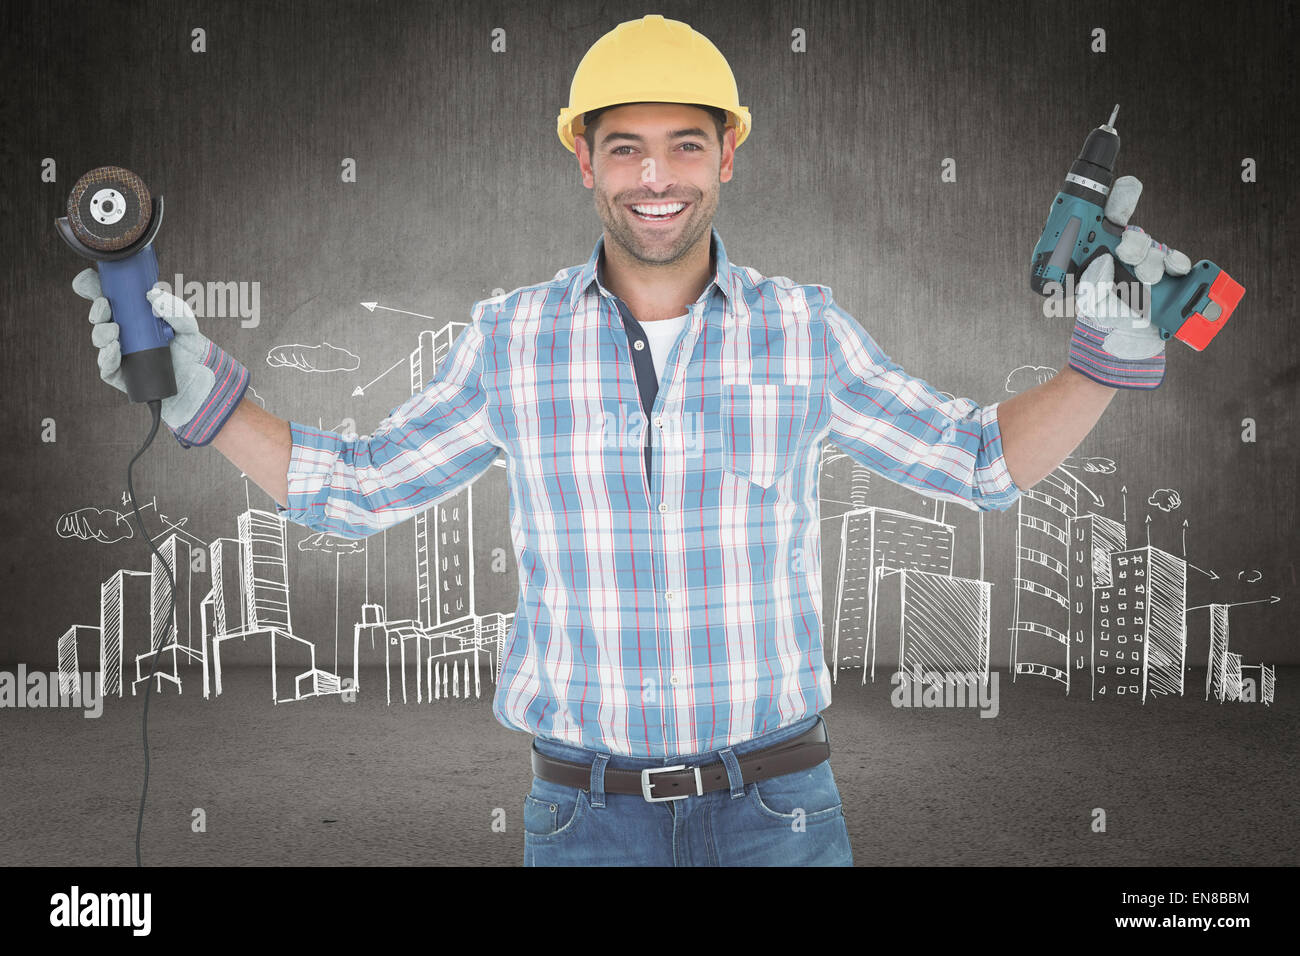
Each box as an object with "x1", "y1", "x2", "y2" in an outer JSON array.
[{"x1": 639, "y1": 159, "x2": 676, "y2": 193}]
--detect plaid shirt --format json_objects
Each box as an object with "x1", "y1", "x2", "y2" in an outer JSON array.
[{"x1": 277, "y1": 228, "x2": 1023, "y2": 757}]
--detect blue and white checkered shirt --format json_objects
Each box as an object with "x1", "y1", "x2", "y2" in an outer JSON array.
[{"x1": 277, "y1": 228, "x2": 1023, "y2": 757}]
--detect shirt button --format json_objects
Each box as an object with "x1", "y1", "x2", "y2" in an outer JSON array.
[
  {"x1": 665, "y1": 590, "x2": 675, "y2": 601},
  {"x1": 633, "y1": 339, "x2": 645, "y2": 351},
  {"x1": 658, "y1": 502, "x2": 669, "y2": 513},
  {"x1": 669, "y1": 674, "x2": 680, "y2": 686},
  {"x1": 653, "y1": 416, "x2": 664, "y2": 428}
]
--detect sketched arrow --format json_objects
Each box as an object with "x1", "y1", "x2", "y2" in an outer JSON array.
[
  {"x1": 156, "y1": 513, "x2": 208, "y2": 549},
  {"x1": 1187, "y1": 595, "x2": 1280, "y2": 612},
  {"x1": 1186, "y1": 562, "x2": 1220, "y2": 580},
  {"x1": 352, "y1": 356, "x2": 407, "y2": 397},
  {"x1": 361, "y1": 301, "x2": 436, "y2": 320}
]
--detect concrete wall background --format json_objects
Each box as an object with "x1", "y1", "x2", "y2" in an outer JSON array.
[{"x1": 2, "y1": 0, "x2": 1295, "y2": 669}]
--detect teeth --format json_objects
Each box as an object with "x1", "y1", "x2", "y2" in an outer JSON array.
[{"x1": 631, "y1": 202, "x2": 685, "y2": 216}]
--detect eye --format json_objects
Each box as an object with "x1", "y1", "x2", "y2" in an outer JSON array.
[
  {"x1": 680, "y1": 142, "x2": 704, "y2": 152},
  {"x1": 611, "y1": 146, "x2": 635, "y2": 155}
]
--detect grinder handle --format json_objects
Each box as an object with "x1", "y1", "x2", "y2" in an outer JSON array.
[{"x1": 96, "y1": 245, "x2": 178, "y2": 402}]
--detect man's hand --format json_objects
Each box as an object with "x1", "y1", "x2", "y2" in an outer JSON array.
[
  {"x1": 1067, "y1": 175, "x2": 1192, "y2": 390},
  {"x1": 75, "y1": 270, "x2": 250, "y2": 447}
]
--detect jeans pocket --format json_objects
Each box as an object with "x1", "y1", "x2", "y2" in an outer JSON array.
[
  {"x1": 720, "y1": 382, "x2": 810, "y2": 489},
  {"x1": 523, "y1": 776, "x2": 588, "y2": 841},
  {"x1": 750, "y1": 759, "x2": 844, "y2": 823}
]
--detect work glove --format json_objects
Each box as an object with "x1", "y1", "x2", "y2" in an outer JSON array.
[
  {"x1": 1067, "y1": 175, "x2": 1192, "y2": 390},
  {"x1": 73, "y1": 269, "x2": 250, "y2": 447}
]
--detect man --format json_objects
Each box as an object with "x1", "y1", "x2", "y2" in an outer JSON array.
[{"x1": 74, "y1": 14, "x2": 1186, "y2": 866}]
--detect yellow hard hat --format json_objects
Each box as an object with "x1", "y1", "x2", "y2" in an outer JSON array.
[{"x1": 556, "y1": 14, "x2": 751, "y2": 154}]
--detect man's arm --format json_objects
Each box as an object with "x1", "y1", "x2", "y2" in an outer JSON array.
[
  {"x1": 819, "y1": 293, "x2": 1022, "y2": 512},
  {"x1": 204, "y1": 300, "x2": 503, "y2": 539},
  {"x1": 210, "y1": 398, "x2": 293, "y2": 509},
  {"x1": 995, "y1": 366, "x2": 1117, "y2": 491}
]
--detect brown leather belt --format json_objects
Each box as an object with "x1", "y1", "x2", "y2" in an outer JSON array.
[{"x1": 530, "y1": 718, "x2": 831, "y2": 802}]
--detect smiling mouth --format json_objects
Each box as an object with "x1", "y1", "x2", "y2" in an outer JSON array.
[{"x1": 628, "y1": 201, "x2": 688, "y2": 223}]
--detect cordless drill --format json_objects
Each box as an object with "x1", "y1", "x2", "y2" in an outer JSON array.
[
  {"x1": 1029, "y1": 105, "x2": 1244, "y2": 350},
  {"x1": 55, "y1": 166, "x2": 177, "y2": 402}
]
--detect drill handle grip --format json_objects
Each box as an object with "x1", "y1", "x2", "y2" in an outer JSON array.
[{"x1": 1082, "y1": 237, "x2": 1243, "y2": 352}]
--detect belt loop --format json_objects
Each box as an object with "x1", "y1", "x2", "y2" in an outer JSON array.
[
  {"x1": 589, "y1": 753, "x2": 610, "y2": 809},
  {"x1": 717, "y1": 747, "x2": 745, "y2": 799}
]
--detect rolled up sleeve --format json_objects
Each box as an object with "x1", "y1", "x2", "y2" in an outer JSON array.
[
  {"x1": 275, "y1": 305, "x2": 502, "y2": 538},
  {"x1": 819, "y1": 293, "x2": 1022, "y2": 513}
]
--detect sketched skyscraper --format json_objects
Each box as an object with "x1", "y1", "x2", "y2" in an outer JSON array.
[
  {"x1": 1237, "y1": 663, "x2": 1276, "y2": 705},
  {"x1": 407, "y1": 323, "x2": 503, "y2": 695},
  {"x1": 98, "y1": 568, "x2": 151, "y2": 697},
  {"x1": 208, "y1": 507, "x2": 337, "y2": 702},
  {"x1": 1093, "y1": 545, "x2": 1187, "y2": 702},
  {"x1": 1202, "y1": 604, "x2": 1274, "y2": 704},
  {"x1": 830, "y1": 506, "x2": 954, "y2": 682},
  {"x1": 411, "y1": 325, "x2": 471, "y2": 630},
  {"x1": 1010, "y1": 467, "x2": 1101, "y2": 690},
  {"x1": 882, "y1": 568, "x2": 993, "y2": 684},
  {"x1": 238, "y1": 509, "x2": 294, "y2": 636},
  {"x1": 1205, "y1": 603, "x2": 1231, "y2": 701},
  {"x1": 1067, "y1": 512, "x2": 1126, "y2": 696}
]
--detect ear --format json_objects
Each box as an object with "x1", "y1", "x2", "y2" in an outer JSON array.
[
  {"x1": 718, "y1": 126, "x2": 736, "y2": 184},
  {"x1": 575, "y1": 134, "x2": 596, "y2": 189}
]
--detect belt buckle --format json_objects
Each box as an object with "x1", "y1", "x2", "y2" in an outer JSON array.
[{"x1": 641, "y1": 764, "x2": 703, "y2": 802}]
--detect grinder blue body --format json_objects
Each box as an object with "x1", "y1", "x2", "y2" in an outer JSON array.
[
  {"x1": 1029, "y1": 107, "x2": 1243, "y2": 351},
  {"x1": 97, "y1": 244, "x2": 175, "y2": 367}
]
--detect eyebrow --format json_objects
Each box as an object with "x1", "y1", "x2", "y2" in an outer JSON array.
[{"x1": 599, "y1": 127, "x2": 712, "y2": 148}]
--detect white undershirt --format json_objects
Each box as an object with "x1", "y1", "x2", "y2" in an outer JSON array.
[{"x1": 639, "y1": 312, "x2": 690, "y2": 383}]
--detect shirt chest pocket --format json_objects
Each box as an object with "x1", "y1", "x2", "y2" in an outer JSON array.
[{"x1": 719, "y1": 382, "x2": 811, "y2": 489}]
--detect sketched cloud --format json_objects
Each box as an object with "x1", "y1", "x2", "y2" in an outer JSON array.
[
  {"x1": 296, "y1": 532, "x2": 365, "y2": 554},
  {"x1": 266, "y1": 342, "x2": 361, "y2": 373},
  {"x1": 1147, "y1": 488, "x2": 1182, "y2": 512},
  {"x1": 1074, "y1": 456, "x2": 1117, "y2": 474},
  {"x1": 56, "y1": 507, "x2": 133, "y2": 544}
]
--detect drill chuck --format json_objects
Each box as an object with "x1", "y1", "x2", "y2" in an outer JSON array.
[{"x1": 1060, "y1": 105, "x2": 1122, "y2": 205}]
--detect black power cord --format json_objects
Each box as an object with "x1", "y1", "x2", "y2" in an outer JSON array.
[{"x1": 124, "y1": 398, "x2": 179, "y2": 867}]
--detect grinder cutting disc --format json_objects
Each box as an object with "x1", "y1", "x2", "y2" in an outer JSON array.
[{"x1": 66, "y1": 166, "x2": 152, "y2": 252}]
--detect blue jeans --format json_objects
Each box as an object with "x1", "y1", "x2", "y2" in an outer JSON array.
[{"x1": 522, "y1": 714, "x2": 854, "y2": 866}]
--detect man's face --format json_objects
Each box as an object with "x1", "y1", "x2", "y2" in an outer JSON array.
[{"x1": 576, "y1": 102, "x2": 736, "y2": 266}]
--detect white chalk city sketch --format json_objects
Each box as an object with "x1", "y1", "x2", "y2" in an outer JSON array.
[
  {"x1": 1005, "y1": 458, "x2": 1277, "y2": 705},
  {"x1": 1000, "y1": 365, "x2": 1278, "y2": 705},
  {"x1": 821, "y1": 367, "x2": 1280, "y2": 704},
  {"x1": 53, "y1": 333, "x2": 1278, "y2": 709},
  {"x1": 56, "y1": 313, "x2": 514, "y2": 706}
]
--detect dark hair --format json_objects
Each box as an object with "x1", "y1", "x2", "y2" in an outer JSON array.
[{"x1": 581, "y1": 102, "x2": 728, "y2": 153}]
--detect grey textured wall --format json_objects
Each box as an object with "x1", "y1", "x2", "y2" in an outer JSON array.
[{"x1": 2, "y1": 0, "x2": 1296, "y2": 672}]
